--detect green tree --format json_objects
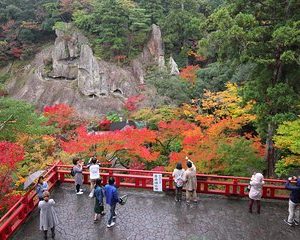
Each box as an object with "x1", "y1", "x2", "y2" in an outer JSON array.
[
  {"x1": 73, "y1": 0, "x2": 150, "y2": 60},
  {"x1": 217, "y1": 137, "x2": 265, "y2": 176},
  {"x1": 198, "y1": 1, "x2": 300, "y2": 176},
  {"x1": 145, "y1": 67, "x2": 192, "y2": 106},
  {"x1": 274, "y1": 118, "x2": 300, "y2": 176},
  {"x1": 0, "y1": 98, "x2": 54, "y2": 141}
]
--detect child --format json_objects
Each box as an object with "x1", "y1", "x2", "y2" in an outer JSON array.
[
  {"x1": 94, "y1": 178, "x2": 105, "y2": 222},
  {"x1": 38, "y1": 191, "x2": 58, "y2": 240},
  {"x1": 172, "y1": 162, "x2": 185, "y2": 202},
  {"x1": 72, "y1": 157, "x2": 83, "y2": 195},
  {"x1": 248, "y1": 172, "x2": 264, "y2": 214},
  {"x1": 36, "y1": 176, "x2": 48, "y2": 201}
]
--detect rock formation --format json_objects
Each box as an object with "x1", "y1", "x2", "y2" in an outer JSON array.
[
  {"x1": 6, "y1": 23, "x2": 166, "y2": 116},
  {"x1": 169, "y1": 57, "x2": 180, "y2": 75}
]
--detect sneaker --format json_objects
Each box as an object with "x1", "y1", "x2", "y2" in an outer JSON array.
[
  {"x1": 107, "y1": 222, "x2": 115, "y2": 228},
  {"x1": 76, "y1": 191, "x2": 84, "y2": 195},
  {"x1": 112, "y1": 215, "x2": 117, "y2": 219},
  {"x1": 80, "y1": 189, "x2": 84, "y2": 192},
  {"x1": 284, "y1": 219, "x2": 294, "y2": 226},
  {"x1": 294, "y1": 220, "x2": 299, "y2": 226}
]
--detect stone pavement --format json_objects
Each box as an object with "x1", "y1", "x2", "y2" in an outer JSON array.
[{"x1": 12, "y1": 183, "x2": 300, "y2": 240}]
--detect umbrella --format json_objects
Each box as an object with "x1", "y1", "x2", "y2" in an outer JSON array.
[{"x1": 23, "y1": 170, "x2": 45, "y2": 189}]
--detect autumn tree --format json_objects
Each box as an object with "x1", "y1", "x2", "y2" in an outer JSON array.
[
  {"x1": 43, "y1": 103, "x2": 83, "y2": 133},
  {"x1": 61, "y1": 126, "x2": 159, "y2": 168},
  {"x1": 0, "y1": 141, "x2": 24, "y2": 216}
]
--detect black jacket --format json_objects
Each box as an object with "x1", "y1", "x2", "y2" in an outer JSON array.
[{"x1": 285, "y1": 179, "x2": 300, "y2": 203}]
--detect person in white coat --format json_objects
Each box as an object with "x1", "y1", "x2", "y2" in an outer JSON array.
[
  {"x1": 38, "y1": 191, "x2": 58, "y2": 239},
  {"x1": 248, "y1": 172, "x2": 264, "y2": 214}
]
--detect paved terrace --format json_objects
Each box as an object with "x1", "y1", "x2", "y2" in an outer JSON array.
[{"x1": 12, "y1": 183, "x2": 300, "y2": 240}]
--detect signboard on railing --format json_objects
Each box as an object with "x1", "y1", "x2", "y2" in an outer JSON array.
[{"x1": 153, "y1": 174, "x2": 162, "y2": 192}]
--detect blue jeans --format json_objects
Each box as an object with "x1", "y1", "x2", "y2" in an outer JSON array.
[{"x1": 108, "y1": 203, "x2": 117, "y2": 225}]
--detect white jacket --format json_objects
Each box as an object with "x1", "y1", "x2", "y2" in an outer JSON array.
[{"x1": 249, "y1": 173, "x2": 265, "y2": 200}]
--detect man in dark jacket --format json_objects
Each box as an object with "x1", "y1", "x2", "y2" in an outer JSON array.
[
  {"x1": 284, "y1": 176, "x2": 300, "y2": 226},
  {"x1": 104, "y1": 177, "x2": 121, "y2": 228}
]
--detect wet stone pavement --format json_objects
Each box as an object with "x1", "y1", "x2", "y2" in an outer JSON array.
[{"x1": 12, "y1": 183, "x2": 300, "y2": 240}]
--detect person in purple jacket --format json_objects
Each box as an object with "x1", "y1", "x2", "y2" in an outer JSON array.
[
  {"x1": 104, "y1": 177, "x2": 122, "y2": 228},
  {"x1": 284, "y1": 176, "x2": 300, "y2": 226}
]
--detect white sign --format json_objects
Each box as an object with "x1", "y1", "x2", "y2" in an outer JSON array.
[{"x1": 153, "y1": 174, "x2": 162, "y2": 192}]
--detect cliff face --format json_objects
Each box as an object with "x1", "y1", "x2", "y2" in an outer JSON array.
[{"x1": 6, "y1": 23, "x2": 166, "y2": 116}]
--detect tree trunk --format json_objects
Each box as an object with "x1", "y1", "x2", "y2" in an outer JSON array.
[{"x1": 265, "y1": 122, "x2": 276, "y2": 177}]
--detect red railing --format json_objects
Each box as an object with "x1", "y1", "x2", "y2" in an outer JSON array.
[
  {"x1": 55, "y1": 164, "x2": 289, "y2": 200},
  {"x1": 0, "y1": 162, "x2": 60, "y2": 240},
  {"x1": 0, "y1": 163, "x2": 290, "y2": 240}
]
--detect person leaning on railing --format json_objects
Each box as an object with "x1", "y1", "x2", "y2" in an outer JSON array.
[
  {"x1": 284, "y1": 176, "x2": 300, "y2": 226},
  {"x1": 36, "y1": 176, "x2": 48, "y2": 201}
]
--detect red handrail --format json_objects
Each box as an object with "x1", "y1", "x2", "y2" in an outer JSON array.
[
  {"x1": 55, "y1": 164, "x2": 289, "y2": 199},
  {"x1": 0, "y1": 161, "x2": 60, "y2": 240},
  {"x1": 0, "y1": 163, "x2": 291, "y2": 240}
]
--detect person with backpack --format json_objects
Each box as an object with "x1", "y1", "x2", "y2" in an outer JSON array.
[
  {"x1": 89, "y1": 157, "x2": 100, "y2": 198},
  {"x1": 93, "y1": 178, "x2": 105, "y2": 222},
  {"x1": 72, "y1": 157, "x2": 83, "y2": 195},
  {"x1": 183, "y1": 157, "x2": 198, "y2": 204},
  {"x1": 284, "y1": 176, "x2": 300, "y2": 226},
  {"x1": 104, "y1": 177, "x2": 122, "y2": 228},
  {"x1": 172, "y1": 162, "x2": 185, "y2": 202},
  {"x1": 248, "y1": 172, "x2": 264, "y2": 214}
]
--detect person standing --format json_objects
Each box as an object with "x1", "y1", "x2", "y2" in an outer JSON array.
[
  {"x1": 73, "y1": 157, "x2": 83, "y2": 195},
  {"x1": 248, "y1": 172, "x2": 264, "y2": 214},
  {"x1": 172, "y1": 162, "x2": 185, "y2": 202},
  {"x1": 94, "y1": 178, "x2": 105, "y2": 222},
  {"x1": 104, "y1": 177, "x2": 121, "y2": 228},
  {"x1": 36, "y1": 176, "x2": 48, "y2": 201},
  {"x1": 38, "y1": 191, "x2": 58, "y2": 240},
  {"x1": 284, "y1": 176, "x2": 300, "y2": 226},
  {"x1": 89, "y1": 157, "x2": 100, "y2": 198},
  {"x1": 183, "y1": 157, "x2": 198, "y2": 203}
]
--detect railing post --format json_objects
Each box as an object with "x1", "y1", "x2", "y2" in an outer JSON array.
[
  {"x1": 109, "y1": 170, "x2": 113, "y2": 178},
  {"x1": 169, "y1": 176, "x2": 173, "y2": 190},
  {"x1": 115, "y1": 176, "x2": 120, "y2": 187},
  {"x1": 83, "y1": 173, "x2": 89, "y2": 184},
  {"x1": 232, "y1": 179, "x2": 238, "y2": 195},
  {"x1": 21, "y1": 195, "x2": 29, "y2": 215}
]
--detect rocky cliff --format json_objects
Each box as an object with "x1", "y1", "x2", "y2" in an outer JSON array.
[{"x1": 6, "y1": 23, "x2": 168, "y2": 116}]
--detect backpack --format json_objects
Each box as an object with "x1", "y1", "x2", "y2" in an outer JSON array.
[
  {"x1": 70, "y1": 168, "x2": 76, "y2": 177},
  {"x1": 175, "y1": 174, "x2": 184, "y2": 187}
]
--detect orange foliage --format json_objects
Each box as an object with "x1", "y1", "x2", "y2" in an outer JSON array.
[
  {"x1": 179, "y1": 65, "x2": 199, "y2": 84},
  {"x1": 61, "y1": 126, "x2": 159, "y2": 162}
]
